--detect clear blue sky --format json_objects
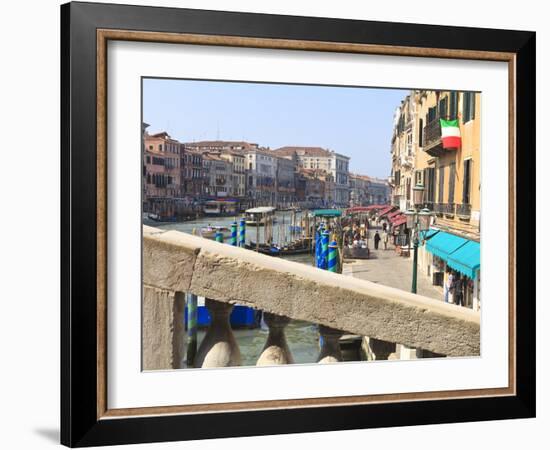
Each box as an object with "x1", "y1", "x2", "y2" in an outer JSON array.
[{"x1": 143, "y1": 78, "x2": 408, "y2": 178}]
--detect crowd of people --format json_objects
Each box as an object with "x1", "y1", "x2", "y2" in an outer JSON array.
[{"x1": 343, "y1": 215, "x2": 393, "y2": 250}]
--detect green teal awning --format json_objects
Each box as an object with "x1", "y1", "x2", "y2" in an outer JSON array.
[
  {"x1": 425, "y1": 231, "x2": 468, "y2": 261},
  {"x1": 447, "y1": 241, "x2": 480, "y2": 279},
  {"x1": 313, "y1": 209, "x2": 342, "y2": 217}
]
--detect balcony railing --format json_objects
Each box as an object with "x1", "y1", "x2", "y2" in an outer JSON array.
[
  {"x1": 435, "y1": 202, "x2": 455, "y2": 216},
  {"x1": 456, "y1": 203, "x2": 472, "y2": 218},
  {"x1": 142, "y1": 226, "x2": 480, "y2": 370},
  {"x1": 423, "y1": 118, "x2": 444, "y2": 157},
  {"x1": 443, "y1": 202, "x2": 455, "y2": 216}
]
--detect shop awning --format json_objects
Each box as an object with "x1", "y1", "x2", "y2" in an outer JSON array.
[
  {"x1": 447, "y1": 241, "x2": 480, "y2": 279},
  {"x1": 392, "y1": 215, "x2": 407, "y2": 227},
  {"x1": 313, "y1": 209, "x2": 342, "y2": 217},
  {"x1": 377, "y1": 206, "x2": 397, "y2": 218},
  {"x1": 425, "y1": 231, "x2": 469, "y2": 261}
]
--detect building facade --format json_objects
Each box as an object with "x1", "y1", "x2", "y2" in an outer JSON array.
[
  {"x1": 390, "y1": 93, "x2": 418, "y2": 211},
  {"x1": 203, "y1": 153, "x2": 233, "y2": 198},
  {"x1": 367, "y1": 177, "x2": 391, "y2": 205},
  {"x1": 220, "y1": 152, "x2": 246, "y2": 198},
  {"x1": 275, "y1": 156, "x2": 296, "y2": 207},
  {"x1": 274, "y1": 146, "x2": 349, "y2": 206},
  {"x1": 245, "y1": 148, "x2": 277, "y2": 206},
  {"x1": 143, "y1": 130, "x2": 183, "y2": 218},
  {"x1": 390, "y1": 90, "x2": 481, "y2": 311},
  {"x1": 181, "y1": 147, "x2": 206, "y2": 199}
]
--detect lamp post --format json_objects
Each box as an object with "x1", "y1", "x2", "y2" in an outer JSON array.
[{"x1": 405, "y1": 184, "x2": 432, "y2": 294}]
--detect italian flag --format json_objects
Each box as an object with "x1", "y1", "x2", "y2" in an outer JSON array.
[{"x1": 440, "y1": 119, "x2": 461, "y2": 149}]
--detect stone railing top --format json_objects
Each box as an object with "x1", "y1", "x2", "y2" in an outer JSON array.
[{"x1": 143, "y1": 225, "x2": 480, "y2": 357}]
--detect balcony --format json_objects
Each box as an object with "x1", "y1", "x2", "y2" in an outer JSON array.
[
  {"x1": 435, "y1": 202, "x2": 455, "y2": 216},
  {"x1": 423, "y1": 118, "x2": 445, "y2": 157},
  {"x1": 456, "y1": 203, "x2": 472, "y2": 219}
]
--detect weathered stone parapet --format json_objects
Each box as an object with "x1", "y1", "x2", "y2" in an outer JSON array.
[
  {"x1": 143, "y1": 226, "x2": 480, "y2": 357},
  {"x1": 142, "y1": 285, "x2": 185, "y2": 370}
]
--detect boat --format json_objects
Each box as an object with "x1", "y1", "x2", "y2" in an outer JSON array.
[
  {"x1": 200, "y1": 225, "x2": 231, "y2": 239},
  {"x1": 245, "y1": 206, "x2": 276, "y2": 226},
  {"x1": 278, "y1": 238, "x2": 311, "y2": 256},
  {"x1": 245, "y1": 242, "x2": 281, "y2": 256},
  {"x1": 203, "y1": 199, "x2": 238, "y2": 216}
]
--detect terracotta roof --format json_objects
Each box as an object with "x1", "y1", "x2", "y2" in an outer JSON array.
[
  {"x1": 273, "y1": 146, "x2": 332, "y2": 157},
  {"x1": 184, "y1": 140, "x2": 259, "y2": 151}
]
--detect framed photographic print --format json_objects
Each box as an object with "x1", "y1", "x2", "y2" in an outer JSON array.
[{"x1": 61, "y1": 1, "x2": 535, "y2": 447}]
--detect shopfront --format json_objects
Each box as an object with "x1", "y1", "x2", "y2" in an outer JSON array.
[{"x1": 424, "y1": 230, "x2": 481, "y2": 311}]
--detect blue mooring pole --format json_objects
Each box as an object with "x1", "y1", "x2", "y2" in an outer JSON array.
[
  {"x1": 321, "y1": 230, "x2": 330, "y2": 270},
  {"x1": 230, "y1": 222, "x2": 238, "y2": 246},
  {"x1": 215, "y1": 231, "x2": 223, "y2": 243},
  {"x1": 239, "y1": 218, "x2": 246, "y2": 247},
  {"x1": 328, "y1": 240, "x2": 338, "y2": 273}
]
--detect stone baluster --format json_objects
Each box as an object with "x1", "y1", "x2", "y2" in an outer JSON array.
[
  {"x1": 317, "y1": 325, "x2": 344, "y2": 363},
  {"x1": 362, "y1": 337, "x2": 397, "y2": 360},
  {"x1": 257, "y1": 313, "x2": 293, "y2": 366},
  {"x1": 195, "y1": 299, "x2": 241, "y2": 368}
]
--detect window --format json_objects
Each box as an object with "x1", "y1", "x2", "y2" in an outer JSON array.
[
  {"x1": 462, "y1": 92, "x2": 476, "y2": 123},
  {"x1": 394, "y1": 170, "x2": 401, "y2": 187},
  {"x1": 418, "y1": 118, "x2": 423, "y2": 147},
  {"x1": 449, "y1": 91, "x2": 458, "y2": 120},
  {"x1": 448, "y1": 162, "x2": 456, "y2": 203},
  {"x1": 438, "y1": 166, "x2": 445, "y2": 203},
  {"x1": 428, "y1": 106, "x2": 437, "y2": 122},
  {"x1": 414, "y1": 170, "x2": 423, "y2": 186},
  {"x1": 424, "y1": 167, "x2": 436, "y2": 203},
  {"x1": 438, "y1": 97, "x2": 448, "y2": 119},
  {"x1": 158, "y1": 144, "x2": 163, "y2": 151},
  {"x1": 463, "y1": 159, "x2": 472, "y2": 204}
]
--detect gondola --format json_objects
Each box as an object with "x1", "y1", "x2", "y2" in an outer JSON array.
[{"x1": 245, "y1": 242, "x2": 281, "y2": 256}]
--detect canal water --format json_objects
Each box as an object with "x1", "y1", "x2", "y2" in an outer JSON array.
[{"x1": 154, "y1": 211, "x2": 322, "y2": 366}]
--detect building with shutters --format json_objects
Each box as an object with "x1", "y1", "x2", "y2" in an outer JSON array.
[{"x1": 390, "y1": 90, "x2": 481, "y2": 310}]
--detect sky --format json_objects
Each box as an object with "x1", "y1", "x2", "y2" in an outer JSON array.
[{"x1": 143, "y1": 78, "x2": 408, "y2": 178}]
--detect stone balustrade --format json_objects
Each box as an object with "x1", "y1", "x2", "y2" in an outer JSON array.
[{"x1": 142, "y1": 225, "x2": 480, "y2": 370}]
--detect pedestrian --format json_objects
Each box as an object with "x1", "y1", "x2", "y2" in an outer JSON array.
[
  {"x1": 382, "y1": 230, "x2": 389, "y2": 250},
  {"x1": 373, "y1": 231, "x2": 381, "y2": 250},
  {"x1": 445, "y1": 271, "x2": 454, "y2": 304},
  {"x1": 382, "y1": 221, "x2": 387, "y2": 232}
]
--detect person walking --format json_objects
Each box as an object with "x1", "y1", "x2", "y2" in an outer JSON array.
[
  {"x1": 373, "y1": 231, "x2": 381, "y2": 250},
  {"x1": 382, "y1": 230, "x2": 389, "y2": 250},
  {"x1": 444, "y1": 271, "x2": 454, "y2": 304}
]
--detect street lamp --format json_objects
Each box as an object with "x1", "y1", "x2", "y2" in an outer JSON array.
[{"x1": 405, "y1": 184, "x2": 433, "y2": 294}]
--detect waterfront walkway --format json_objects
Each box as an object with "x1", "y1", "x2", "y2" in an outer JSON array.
[{"x1": 343, "y1": 227, "x2": 443, "y2": 301}]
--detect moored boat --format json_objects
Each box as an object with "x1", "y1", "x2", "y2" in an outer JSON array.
[{"x1": 200, "y1": 225, "x2": 231, "y2": 239}]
